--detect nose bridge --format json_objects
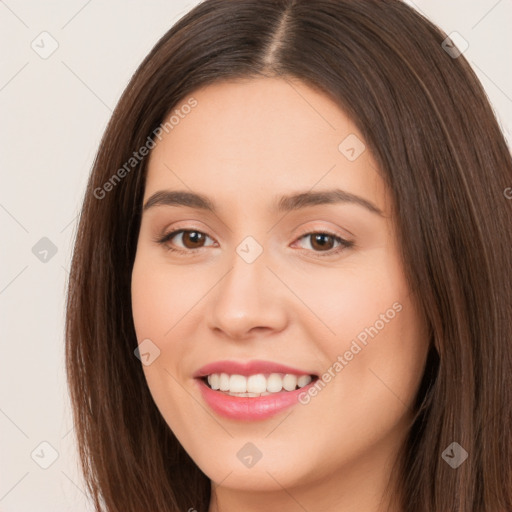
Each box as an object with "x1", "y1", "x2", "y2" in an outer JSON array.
[{"x1": 207, "y1": 234, "x2": 287, "y2": 338}]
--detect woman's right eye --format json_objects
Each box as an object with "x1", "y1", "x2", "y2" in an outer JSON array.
[{"x1": 156, "y1": 229, "x2": 216, "y2": 253}]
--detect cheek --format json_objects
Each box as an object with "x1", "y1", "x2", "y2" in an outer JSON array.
[
  {"x1": 284, "y1": 248, "x2": 410, "y2": 347},
  {"x1": 312, "y1": 255, "x2": 428, "y2": 424},
  {"x1": 291, "y1": 249, "x2": 428, "y2": 421},
  {"x1": 131, "y1": 254, "x2": 200, "y2": 441},
  {"x1": 131, "y1": 252, "x2": 207, "y2": 339}
]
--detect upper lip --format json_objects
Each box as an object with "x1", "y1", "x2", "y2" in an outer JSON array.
[{"x1": 193, "y1": 359, "x2": 317, "y2": 378}]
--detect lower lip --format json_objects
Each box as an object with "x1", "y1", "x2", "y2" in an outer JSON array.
[{"x1": 195, "y1": 378, "x2": 317, "y2": 421}]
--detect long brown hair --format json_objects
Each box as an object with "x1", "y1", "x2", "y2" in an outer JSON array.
[{"x1": 65, "y1": 1, "x2": 512, "y2": 510}]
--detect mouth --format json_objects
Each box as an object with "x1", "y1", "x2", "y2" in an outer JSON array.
[
  {"x1": 200, "y1": 372, "x2": 318, "y2": 397},
  {"x1": 194, "y1": 372, "x2": 319, "y2": 422},
  {"x1": 193, "y1": 361, "x2": 320, "y2": 421}
]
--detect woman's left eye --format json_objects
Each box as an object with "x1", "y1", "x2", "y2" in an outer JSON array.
[
  {"x1": 293, "y1": 231, "x2": 354, "y2": 256},
  {"x1": 155, "y1": 229, "x2": 353, "y2": 257}
]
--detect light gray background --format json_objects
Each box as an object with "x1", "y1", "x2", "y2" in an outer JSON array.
[{"x1": 1, "y1": 1, "x2": 511, "y2": 510}]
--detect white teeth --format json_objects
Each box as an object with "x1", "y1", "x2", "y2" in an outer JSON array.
[
  {"x1": 219, "y1": 373, "x2": 230, "y2": 391},
  {"x1": 283, "y1": 374, "x2": 298, "y2": 391},
  {"x1": 297, "y1": 375, "x2": 312, "y2": 388},
  {"x1": 247, "y1": 374, "x2": 267, "y2": 393},
  {"x1": 267, "y1": 373, "x2": 283, "y2": 393},
  {"x1": 204, "y1": 372, "x2": 314, "y2": 394},
  {"x1": 229, "y1": 374, "x2": 247, "y2": 393},
  {"x1": 208, "y1": 374, "x2": 220, "y2": 390}
]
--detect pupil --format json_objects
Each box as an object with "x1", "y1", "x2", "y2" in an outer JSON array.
[
  {"x1": 186, "y1": 231, "x2": 203, "y2": 247},
  {"x1": 313, "y1": 234, "x2": 332, "y2": 250}
]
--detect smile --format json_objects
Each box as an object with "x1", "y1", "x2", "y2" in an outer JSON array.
[
  {"x1": 193, "y1": 360, "x2": 319, "y2": 420},
  {"x1": 204, "y1": 372, "x2": 314, "y2": 396}
]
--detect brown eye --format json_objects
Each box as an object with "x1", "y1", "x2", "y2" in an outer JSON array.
[
  {"x1": 157, "y1": 229, "x2": 215, "y2": 252},
  {"x1": 294, "y1": 231, "x2": 354, "y2": 257},
  {"x1": 309, "y1": 233, "x2": 336, "y2": 251},
  {"x1": 180, "y1": 231, "x2": 207, "y2": 249}
]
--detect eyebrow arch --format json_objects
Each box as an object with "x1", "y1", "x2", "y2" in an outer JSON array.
[{"x1": 143, "y1": 188, "x2": 383, "y2": 216}]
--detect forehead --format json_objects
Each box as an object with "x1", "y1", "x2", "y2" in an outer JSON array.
[{"x1": 144, "y1": 77, "x2": 386, "y2": 214}]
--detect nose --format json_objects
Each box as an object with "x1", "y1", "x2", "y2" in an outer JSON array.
[{"x1": 206, "y1": 246, "x2": 289, "y2": 341}]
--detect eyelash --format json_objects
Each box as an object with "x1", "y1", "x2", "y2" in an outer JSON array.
[{"x1": 154, "y1": 228, "x2": 354, "y2": 258}]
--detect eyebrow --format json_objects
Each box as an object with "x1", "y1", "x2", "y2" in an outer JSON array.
[{"x1": 143, "y1": 188, "x2": 383, "y2": 216}]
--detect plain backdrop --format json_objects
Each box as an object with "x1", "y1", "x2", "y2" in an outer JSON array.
[{"x1": 1, "y1": 1, "x2": 511, "y2": 510}]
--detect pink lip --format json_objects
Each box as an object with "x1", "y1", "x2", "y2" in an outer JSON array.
[
  {"x1": 193, "y1": 359, "x2": 318, "y2": 421},
  {"x1": 193, "y1": 359, "x2": 316, "y2": 378},
  {"x1": 195, "y1": 377, "x2": 318, "y2": 421}
]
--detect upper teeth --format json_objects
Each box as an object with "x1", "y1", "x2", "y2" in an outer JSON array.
[{"x1": 207, "y1": 373, "x2": 313, "y2": 394}]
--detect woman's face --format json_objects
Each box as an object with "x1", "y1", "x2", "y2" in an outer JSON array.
[{"x1": 131, "y1": 77, "x2": 429, "y2": 499}]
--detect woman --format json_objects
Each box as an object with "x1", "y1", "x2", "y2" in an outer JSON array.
[{"x1": 65, "y1": 1, "x2": 512, "y2": 511}]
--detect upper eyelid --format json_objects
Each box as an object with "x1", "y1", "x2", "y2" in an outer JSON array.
[{"x1": 158, "y1": 218, "x2": 352, "y2": 238}]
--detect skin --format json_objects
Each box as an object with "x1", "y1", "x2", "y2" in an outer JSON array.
[{"x1": 131, "y1": 77, "x2": 430, "y2": 512}]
